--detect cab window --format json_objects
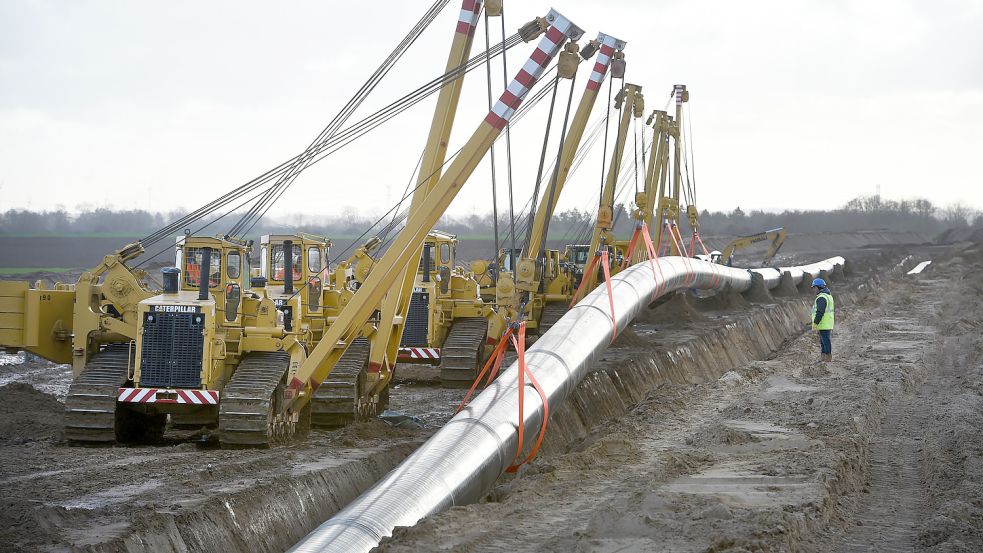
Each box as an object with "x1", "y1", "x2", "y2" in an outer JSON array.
[
  {"x1": 308, "y1": 247, "x2": 321, "y2": 273},
  {"x1": 439, "y1": 242, "x2": 451, "y2": 265},
  {"x1": 227, "y1": 251, "x2": 241, "y2": 279},
  {"x1": 184, "y1": 247, "x2": 221, "y2": 288},
  {"x1": 271, "y1": 244, "x2": 303, "y2": 281}
]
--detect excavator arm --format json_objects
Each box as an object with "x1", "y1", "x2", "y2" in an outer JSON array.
[
  {"x1": 284, "y1": 9, "x2": 585, "y2": 411},
  {"x1": 718, "y1": 227, "x2": 786, "y2": 266}
]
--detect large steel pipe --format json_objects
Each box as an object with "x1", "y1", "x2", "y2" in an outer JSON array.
[{"x1": 291, "y1": 256, "x2": 846, "y2": 552}]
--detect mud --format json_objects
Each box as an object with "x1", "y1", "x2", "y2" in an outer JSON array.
[
  {"x1": 375, "y1": 242, "x2": 983, "y2": 553},
  {"x1": 0, "y1": 234, "x2": 959, "y2": 553},
  {"x1": 0, "y1": 382, "x2": 64, "y2": 445}
]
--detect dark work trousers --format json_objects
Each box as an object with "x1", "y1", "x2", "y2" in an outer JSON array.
[{"x1": 818, "y1": 330, "x2": 832, "y2": 354}]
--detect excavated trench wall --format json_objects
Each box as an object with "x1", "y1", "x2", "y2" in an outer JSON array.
[
  {"x1": 537, "y1": 298, "x2": 818, "y2": 457},
  {"x1": 536, "y1": 259, "x2": 908, "y2": 460},
  {"x1": 79, "y1": 443, "x2": 422, "y2": 553}
]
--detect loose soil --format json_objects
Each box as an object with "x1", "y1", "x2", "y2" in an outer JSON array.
[
  {"x1": 0, "y1": 234, "x2": 960, "y2": 552},
  {"x1": 377, "y1": 242, "x2": 983, "y2": 552}
]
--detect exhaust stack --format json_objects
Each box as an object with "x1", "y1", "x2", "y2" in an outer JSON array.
[{"x1": 197, "y1": 248, "x2": 211, "y2": 301}]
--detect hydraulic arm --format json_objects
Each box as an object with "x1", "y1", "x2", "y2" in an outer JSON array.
[
  {"x1": 571, "y1": 83, "x2": 644, "y2": 303},
  {"x1": 653, "y1": 84, "x2": 689, "y2": 254},
  {"x1": 284, "y1": 9, "x2": 585, "y2": 410},
  {"x1": 366, "y1": 0, "x2": 486, "y2": 389},
  {"x1": 505, "y1": 33, "x2": 626, "y2": 335}
]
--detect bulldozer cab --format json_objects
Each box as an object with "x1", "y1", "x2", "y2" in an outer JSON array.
[
  {"x1": 173, "y1": 235, "x2": 249, "y2": 326},
  {"x1": 497, "y1": 247, "x2": 524, "y2": 274},
  {"x1": 260, "y1": 233, "x2": 331, "y2": 320},
  {"x1": 419, "y1": 231, "x2": 457, "y2": 294},
  {"x1": 564, "y1": 245, "x2": 591, "y2": 269},
  {"x1": 132, "y1": 235, "x2": 248, "y2": 391}
]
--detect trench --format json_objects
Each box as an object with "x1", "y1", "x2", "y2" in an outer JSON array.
[{"x1": 92, "y1": 271, "x2": 871, "y2": 553}]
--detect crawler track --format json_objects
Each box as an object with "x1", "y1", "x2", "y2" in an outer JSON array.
[
  {"x1": 439, "y1": 317, "x2": 487, "y2": 385},
  {"x1": 218, "y1": 351, "x2": 305, "y2": 447},
  {"x1": 310, "y1": 338, "x2": 371, "y2": 427},
  {"x1": 63, "y1": 344, "x2": 131, "y2": 443}
]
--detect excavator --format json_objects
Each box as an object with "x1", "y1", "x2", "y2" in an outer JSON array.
[
  {"x1": 0, "y1": 2, "x2": 587, "y2": 446},
  {"x1": 700, "y1": 227, "x2": 786, "y2": 266}
]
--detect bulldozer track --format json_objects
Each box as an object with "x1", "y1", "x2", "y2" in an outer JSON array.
[
  {"x1": 311, "y1": 338, "x2": 372, "y2": 427},
  {"x1": 440, "y1": 317, "x2": 487, "y2": 386},
  {"x1": 218, "y1": 351, "x2": 307, "y2": 448},
  {"x1": 64, "y1": 344, "x2": 131, "y2": 443},
  {"x1": 538, "y1": 302, "x2": 567, "y2": 335}
]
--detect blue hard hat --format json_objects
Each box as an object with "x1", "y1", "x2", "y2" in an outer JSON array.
[{"x1": 811, "y1": 278, "x2": 826, "y2": 287}]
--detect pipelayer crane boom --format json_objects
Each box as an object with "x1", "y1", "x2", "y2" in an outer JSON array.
[
  {"x1": 621, "y1": 108, "x2": 670, "y2": 267},
  {"x1": 282, "y1": 9, "x2": 585, "y2": 412},
  {"x1": 653, "y1": 84, "x2": 689, "y2": 254},
  {"x1": 570, "y1": 82, "x2": 644, "y2": 304},
  {"x1": 366, "y1": 0, "x2": 487, "y2": 392},
  {"x1": 509, "y1": 32, "x2": 626, "y2": 334}
]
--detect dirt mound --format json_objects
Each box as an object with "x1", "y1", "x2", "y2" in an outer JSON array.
[
  {"x1": 0, "y1": 383, "x2": 63, "y2": 444},
  {"x1": 639, "y1": 293, "x2": 706, "y2": 325},
  {"x1": 695, "y1": 289, "x2": 750, "y2": 311},
  {"x1": 335, "y1": 419, "x2": 419, "y2": 446},
  {"x1": 612, "y1": 327, "x2": 649, "y2": 347}
]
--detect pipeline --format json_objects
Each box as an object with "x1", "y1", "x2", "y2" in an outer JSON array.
[{"x1": 290, "y1": 256, "x2": 846, "y2": 552}]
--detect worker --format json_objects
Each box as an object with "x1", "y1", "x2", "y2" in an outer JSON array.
[{"x1": 810, "y1": 277, "x2": 835, "y2": 362}]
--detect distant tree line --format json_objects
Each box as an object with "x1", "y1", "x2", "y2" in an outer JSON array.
[{"x1": 1, "y1": 195, "x2": 979, "y2": 241}]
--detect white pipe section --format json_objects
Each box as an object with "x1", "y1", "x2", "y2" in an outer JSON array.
[{"x1": 291, "y1": 256, "x2": 846, "y2": 552}]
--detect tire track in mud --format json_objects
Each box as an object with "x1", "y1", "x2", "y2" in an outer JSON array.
[
  {"x1": 832, "y1": 258, "x2": 983, "y2": 552},
  {"x1": 836, "y1": 401, "x2": 926, "y2": 552}
]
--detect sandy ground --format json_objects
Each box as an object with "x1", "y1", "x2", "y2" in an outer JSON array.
[{"x1": 378, "y1": 242, "x2": 983, "y2": 552}]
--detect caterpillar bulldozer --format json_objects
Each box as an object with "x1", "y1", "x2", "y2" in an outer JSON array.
[
  {"x1": 0, "y1": 234, "x2": 329, "y2": 445},
  {"x1": 395, "y1": 230, "x2": 507, "y2": 385},
  {"x1": 0, "y1": 4, "x2": 589, "y2": 446}
]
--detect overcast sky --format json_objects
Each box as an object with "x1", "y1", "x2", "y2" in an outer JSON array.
[{"x1": 1, "y1": 0, "x2": 980, "y2": 223}]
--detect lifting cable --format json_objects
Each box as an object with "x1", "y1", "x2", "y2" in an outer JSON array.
[
  {"x1": 283, "y1": 64, "x2": 563, "y2": 302},
  {"x1": 135, "y1": 38, "x2": 533, "y2": 269},
  {"x1": 228, "y1": 0, "x2": 451, "y2": 239},
  {"x1": 483, "y1": 10, "x2": 502, "y2": 279},
  {"x1": 597, "y1": 76, "x2": 616, "y2": 206},
  {"x1": 517, "y1": 110, "x2": 606, "y2": 248},
  {"x1": 633, "y1": 116, "x2": 640, "y2": 197},
  {"x1": 534, "y1": 72, "x2": 578, "y2": 259},
  {"x1": 523, "y1": 73, "x2": 562, "y2": 254},
  {"x1": 499, "y1": 9, "x2": 518, "y2": 277},
  {"x1": 139, "y1": 28, "x2": 523, "y2": 249}
]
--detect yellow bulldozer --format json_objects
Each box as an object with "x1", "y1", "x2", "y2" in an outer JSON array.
[
  {"x1": 396, "y1": 230, "x2": 507, "y2": 384},
  {"x1": 0, "y1": 4, "x2": 592, "y2": 447}
]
